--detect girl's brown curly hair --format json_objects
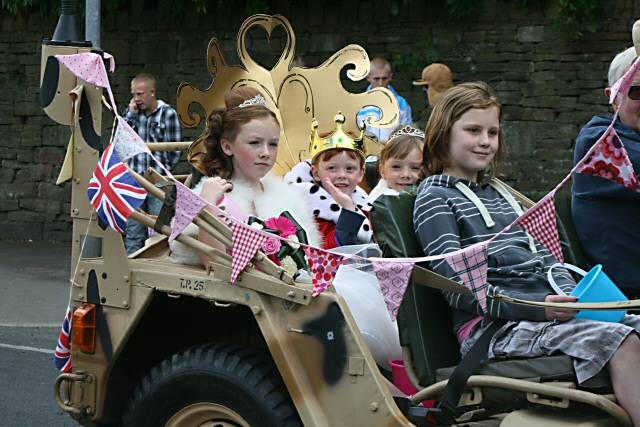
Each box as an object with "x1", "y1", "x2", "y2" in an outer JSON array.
[{"x1": 198, "y1": 87, "x2": 279, "y2": 178}]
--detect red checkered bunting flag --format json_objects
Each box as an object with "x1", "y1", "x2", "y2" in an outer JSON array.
[
  {"x1": 372, "y1": 260, "x2": 414, "y2": 321},
  {"x1": 231, "y1": 223, "x2": 267, "y2": 283},
  {"x1": 303, "y1": 246, "x2": 344, "y2": 297},
  {"x1": 576, "y1": 127, "x2": 640, "y2": 192},
  {"x1": 445, "y1": 243, "x2": 489, "y2": 313},
  {"x1": 518, "y1": 194, "x2": 564, "y2": 263},
  {"x1": 169, "y1": 181, "x2": 208, "y2": 242}
]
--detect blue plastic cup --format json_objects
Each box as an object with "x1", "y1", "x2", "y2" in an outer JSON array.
[{"x1": 570, "y1": 265, "x2": 628, "y2": 323}]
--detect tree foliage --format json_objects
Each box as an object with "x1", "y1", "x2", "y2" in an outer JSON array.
[
  {"x1": 557, "y1": 0, "x2": 601, "y2": 39},
  {"x1": 1, "y1": 0, "x2": 603, "y2": 40},
  {"x1": 444, "y1": 0, "x2": 602, "y2": 40},
  {"x1": 0, "y1": 0, "x2": 271, "y2": 17}
]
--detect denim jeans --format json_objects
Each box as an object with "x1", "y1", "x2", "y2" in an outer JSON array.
[{"x1": 125, "y1": 194, "x2": 163, "y2": 254}]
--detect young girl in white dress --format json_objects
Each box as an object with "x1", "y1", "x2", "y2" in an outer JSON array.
[{"x1": 169, "y1": 87, "x2": 321, "y2": 265}]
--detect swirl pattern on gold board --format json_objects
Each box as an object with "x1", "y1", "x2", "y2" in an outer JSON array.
[{"x1": 177, "y1": 14, "x2": 400, "y2": 175}]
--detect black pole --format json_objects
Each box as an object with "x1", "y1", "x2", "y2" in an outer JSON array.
[{"x1": 50, "y1": 0, "x2": 85, "y2": 44}]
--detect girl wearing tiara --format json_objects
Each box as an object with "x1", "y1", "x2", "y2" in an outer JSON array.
[
  {"x1": 169, "y1": 87, "x2": 321, "y2": 265},
  {"x1": 367, "y1": 125, "x2": 425, "y2": 204}
]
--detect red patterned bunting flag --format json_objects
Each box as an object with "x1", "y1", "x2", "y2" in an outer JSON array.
[
  {"x1": 518, "y1": 194, "x2": 564, "y2": 262},
  {"x1": 303, "y1": 246, "x2": 344, "y2": 297},
  {"x1": 577, "y1": 127, "x2": 640, "y2": 192},
  {"x1": 372, "y1": 260, "x2": 414, "y2": 321},
  {"x1": 445, "y1": 243, "x2": 489, "y2": 313}
]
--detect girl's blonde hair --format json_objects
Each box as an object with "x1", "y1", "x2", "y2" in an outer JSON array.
[
  {"x1": 425, "y1": 81, "x2": 504, "y2": 178},
  {"x1": 199, "y1": 87, "x2": 279, "y2": 178}
]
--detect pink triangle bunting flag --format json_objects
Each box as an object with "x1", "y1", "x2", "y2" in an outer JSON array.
[
  {"x1": 55, "y1": 52, "x2": 117, "y2": 112},
  {"x1": 372, "y1": 260, "x2": 414, "y2": 321},
  {"x1": 169, "y1": 181, "x2": 208, "y2": 242},
  {"x1": 113, "y1": 117, "x2": 151, "y2": 161},
  {"x1": 577, "y1": 127, "x2": 640, "y2": 192},
  {"x1": 303, "y1": 246, "x2": 344, "y2": 297},
  {"x1": 219, "y1": 194, "x2": 249, "y2": 224},
  {"x1": 517, "y1": 194, "x2": 564, "y2": 262},
  {"x1": 231, "y1": 223, "x2": 267, "y2": 283},
  {"x1": 445, "y1": 243, "x2": 490, "y2": 313}
]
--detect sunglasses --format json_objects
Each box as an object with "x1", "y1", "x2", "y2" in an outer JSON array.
[{"x1": 628, "y1": 85, "x2": 640, "y2": 101}]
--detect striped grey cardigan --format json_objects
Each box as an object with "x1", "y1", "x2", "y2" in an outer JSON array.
[{"x1": 413, "y1": 174, "x2": 575, "y2": 332}]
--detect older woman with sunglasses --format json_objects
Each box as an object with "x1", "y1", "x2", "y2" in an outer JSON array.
[{"x1": 572, "y1": 46, "x2": 640, "y2": 299}]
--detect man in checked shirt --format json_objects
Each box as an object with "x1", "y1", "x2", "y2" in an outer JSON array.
[{"x1": 123, "y1": 72, "x2": 182, "y2": 254}]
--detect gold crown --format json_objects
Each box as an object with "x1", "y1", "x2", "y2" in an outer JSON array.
[{"x1": 309, "y1": 112, "x2": 366, "y2": 162}]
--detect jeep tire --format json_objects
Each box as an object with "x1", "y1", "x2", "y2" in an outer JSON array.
[{"x1": 122, "y1": 342, "x2": 302, "y2": 427}]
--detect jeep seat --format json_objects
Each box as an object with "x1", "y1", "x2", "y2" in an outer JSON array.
[
  {"x1": 370, "y1": 190, "x2": 577, "y2": 392},
  {"x1": 554, "y1": 186, "x2": 590, "y2": 268}
]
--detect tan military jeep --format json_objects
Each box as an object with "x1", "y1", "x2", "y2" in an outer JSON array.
[{"x1": 42, "y1": 12, "x2": 634, "y2": 427}]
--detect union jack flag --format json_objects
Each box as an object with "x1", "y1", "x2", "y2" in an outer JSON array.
[
  {"x1": 54, "y1": 306, "x2": 73, "y2": 372},
  {"x1": 87, "y1": 144, "x2": 147, "y2": 233}
]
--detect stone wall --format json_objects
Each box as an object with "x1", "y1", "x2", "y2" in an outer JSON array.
[{"x1": 1, "y1": 0, "x2": 638, "y2": 241}]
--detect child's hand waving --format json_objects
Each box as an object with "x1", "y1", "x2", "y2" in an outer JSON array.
[
  {"x1": 544, "y1": 294, "x2": 578, "y2": 322},
  {"x1": 322, "y1": 178, "x2": 356, "y2": 211},
  {"x1": 201, "y1": 177, "x2": 233, "y2": 205}
]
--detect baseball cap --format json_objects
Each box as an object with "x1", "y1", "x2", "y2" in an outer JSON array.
[
  {"x1": 413, "y1": 63, "x2": 454, "y2": 106},
  {"x1": 413, "y1": 63, "x2": 453, "y2": 88}
]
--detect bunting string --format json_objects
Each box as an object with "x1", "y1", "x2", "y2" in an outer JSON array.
[{"x1": 69, "y1": 50, "x2": 640, "y2": 304}]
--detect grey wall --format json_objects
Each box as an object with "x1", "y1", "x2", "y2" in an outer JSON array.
[{"x1": 1, "y1": 0, "x2": 638, "y2": 241}]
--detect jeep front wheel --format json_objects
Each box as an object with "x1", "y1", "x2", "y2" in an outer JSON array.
[
  {"x1": 123, "y1": 342, "x2": 301, "y2": 427},
  {"x1": 165, "y1": 402, "x2": 249, "y2": 426}
]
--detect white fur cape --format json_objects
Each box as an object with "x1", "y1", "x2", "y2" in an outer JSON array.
[
  {"x1": 284, "y1": 160, "x2": 373, "y2": 243},
  {"x1": 169, "y1": 174, "x2": 322, "y2": 265}
]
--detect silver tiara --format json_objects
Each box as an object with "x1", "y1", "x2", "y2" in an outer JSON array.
[
  {"x1": 237, "y1": 94, "x2": 268, "y2": 109},
  {"x1": 389, "y1": 125, "x2": 425, "y2": 141}
]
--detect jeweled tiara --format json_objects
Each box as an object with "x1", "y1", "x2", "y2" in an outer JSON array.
[
  {"x1": 388, "y1": 125, "x2": 425, "y2": 141},
  {"x1": 237, "y1": 94, "x2": 268, "y2": 109}
]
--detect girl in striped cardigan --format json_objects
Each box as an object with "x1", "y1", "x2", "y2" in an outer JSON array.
[{"x1": 413, "y1": 81, "x2": 640, "y2": 425}]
